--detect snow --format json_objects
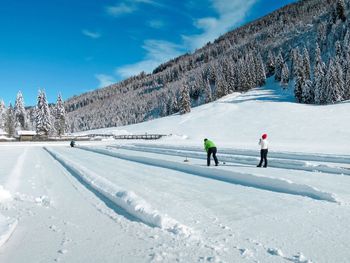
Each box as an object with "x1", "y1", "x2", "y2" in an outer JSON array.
[
  {"x1": 16, "y1": 131, "x2": 36, "y2": 136},
  {"x1": 77, "y1": 78, "x2": 350, "y2": 155},
  {"x1": 0, "y1": 82, "x2": 350, "y2": 262}
]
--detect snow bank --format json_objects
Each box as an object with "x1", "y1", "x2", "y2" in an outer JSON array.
[
  {"x1": 0, "y1": 185, "x2": 11, "y2": 202},
  {"x1": 0, "y1": 216, "x2": 17, "y2": 248},
  {"x1": 80, "y1": 146, "x2": 340, "y2": 203},
  {"x1": 44, "y1": 147, "x2": 192, "y2": 237},
  {"x1": 0, "y1": 185, "x2": 17, "y2": 249}
]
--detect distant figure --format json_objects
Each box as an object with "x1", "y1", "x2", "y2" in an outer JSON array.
[
  {"x1": 257, "y1": 134, "x2": 268, "y2": 167},
  {"x1": 204, "y1": 138, "x2": 219, "y2": 166},
  {"x1": 70, "y1": 140, "x2": 75, "y2": 147}
]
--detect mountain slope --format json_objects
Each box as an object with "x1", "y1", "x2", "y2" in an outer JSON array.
[
  {"x1": 77, "y1": 78, "x2": 350, "y2": 155},
  {"x1": 65, "y1": 0, "x2": 348, "y2": 132}
]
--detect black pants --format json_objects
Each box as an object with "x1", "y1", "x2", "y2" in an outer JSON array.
[
  {"x1": 207, "y1": 147, "x2": 218, "y2": 166},
  {"x1": 258, "y1": 149, "x2": 268, "y2": 167}
]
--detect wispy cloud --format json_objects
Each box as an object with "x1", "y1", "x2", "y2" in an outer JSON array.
[
  {"x1": 82, "y1": 29, "x2": 101, "y2": 39},
  {"x1": 115, "y1": 40, "x2": 184, "y2": 78},
  {"x1": 106, "y1": 0, "x2": 161, "y2": 17},
  {"x1": 111, "y1": 0, "x2": 258, "y2": 80},
  {"x1": 95, "y1": 74, "x2": 116, "y2": 87},
  {"x1": 105, "y1": 3, "x2": 136, "y2": 17},
  {"x1": 183, "y1": 0, "x2": 258, "y2": 50},
  {"x1": 147, "y1": 19, "x2": 166, "y2": 29}
]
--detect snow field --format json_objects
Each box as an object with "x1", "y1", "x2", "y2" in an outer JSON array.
[
  {"x1": 77, "y1": 145, "x2": 339, "y2": 203},
  {"x1": 115, "y1": 144, "x2": 350, "y2": 176},
  {"x1": 44, "y1": 147, "x2": 193, "y2": 237}
]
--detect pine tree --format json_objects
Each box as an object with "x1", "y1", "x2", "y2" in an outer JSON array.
[
  {"x1": 204, "y1": 78, "x2": 213, "y2": 103},
  {"x1": 274, "y1": 50, "x2": 284, "y2": 82},
  {"x1": 344, "y1": 61, "x2": 350, "y2": 100},
  {"x1": 325, "y1": 59, "x2": 344, "y2": 104},
  {"x1": 266, "y1": 50, "x2": 275, "y2": 77},
  {"x1": 180, "y1": 84, "x2": 191, "y2": 114},
  {"x1": 314, "y1": 44, "x2": 326, "y2": 104},
  {"x1": 294, "y1": 51, "x2": 304, "y2": 103},
  {"x1": 0, "y1": 100, "x2": 6, "y2": 130},
  {"x1": 14, "y1": 91, "x2": 27, "y2": 130},
  {"x1": 280, "y1": 62, "x2": 290, "y2": 87},
  {"x1": 302, "y1": 79, "x2": 313, "y2": 104},
  {"x1": 303, "y1": 47, "x2": 311, "y2": 81},
  {"x1": 54, "y1": 94, "x2": 66, "y2": 136},
  {"x1": 5, "y1": 103, "x2": 15, "y2": 137},
  {"x1": 336, "y1": 0, "x2": 346, "y2": 22},
  {"x1": 36, "y1": 90, "x2": 52, "y2": 136},
  {"x1": 255, "y1": 53, "x2": 266, "y2": 87}
]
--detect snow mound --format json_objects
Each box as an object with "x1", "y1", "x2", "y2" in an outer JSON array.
[
  {"x1": 0, "y1": 215, "x2": 17, "y2": 248},
  {"x1": 0, "y1": 185, "x2": 12, "y2": 202},
  {"x1": 44, "y1": 147, "x2": 192, "y2": 237}
]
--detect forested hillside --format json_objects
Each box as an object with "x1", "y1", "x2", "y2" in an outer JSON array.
[{"x1": 65, "y1": 0, "x2": 350, "y2": 132}]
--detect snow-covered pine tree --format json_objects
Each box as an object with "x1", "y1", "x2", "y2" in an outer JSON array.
[
  {"x1": 5, "y1": 103, "x2": 15, "y2": 137},
  {"x1": 300, "y1": 47, "x2": 313, "y2": 103},
  {"x1": 204, "y1": 77, "x2": 213, "y2": 103},
  {"x1": 180, "y1": 83, "x2": 191, "y2": 114},
  {"x1": 0, "y1": 100, "x2": 6, "y2": 130},
  {"x1": 336, "y1": 0, "x2": 346, "y2": 22},
  {"x1": 302, "y1": 79, "x2": 313, "y2": 104},
  {"x1": 303, "y1": 47, "x2": 311, "y2": 81},
  {"x1": 325, "y1": 59, "x2": 344, "y2": 104},
  {"x1": 280, "y1": 62, "x2": 290, "y2": 87},
  {"x1": 266, "y1": 50, "x2": 275, "y2": 78},
  {"x1": 35, "y1": 90, "x2": 52, "y2": 136},
  {"x1": 292, "y1": 48, "x2": 301, "y2": 78},
  {"x1": 335, "y1": 41, "x2": 342, "y2": 60},
  {"x1": 294, "y1": 51, "x2": 304, "y2": 103},
  {"x1": 256, "y1": 53, "x2": 266, "y2": 87},
  {"x1": 274, "y1": 50, "x2": 284, "y2": 82},
  {"x1": 314, "y1": 44, "x2": 326, "y2": 104},
  {"x1": 14, "y1": 91, "x2": 27, "y2": 130},
  {"x1": 215, "y1": 66, "x2": 228, "y2": 97},
  {"x1": 54, "y1": 94, "x2": 66, "y2": 136}
]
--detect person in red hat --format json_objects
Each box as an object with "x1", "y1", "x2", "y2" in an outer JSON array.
[{"x1": 257, "y1": 133, "x2": 268, "y2": 167}]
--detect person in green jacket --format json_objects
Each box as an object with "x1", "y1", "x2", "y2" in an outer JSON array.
[{"x1": 204, "y1": 138, "x2": 219, "y2": 166}]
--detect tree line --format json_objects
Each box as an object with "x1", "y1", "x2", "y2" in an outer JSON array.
[{"x1": 0, "y1": 91, "x2": 66, "y2": 137}]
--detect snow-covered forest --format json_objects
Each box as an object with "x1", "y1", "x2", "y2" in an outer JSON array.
[
  {"x1": 0, "y1": 91, "x2": 66, "y2": 137},
  {"x1": 63, "y1": 0, "x2": 350, "y2": 132},
  {"x1": 1, "y1": 1, "x2": 349, "y2": 133}
]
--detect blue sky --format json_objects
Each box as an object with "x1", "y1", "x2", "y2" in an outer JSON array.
[{"x1": 0, "y1": 0, "x2": 296, "y2": 106}]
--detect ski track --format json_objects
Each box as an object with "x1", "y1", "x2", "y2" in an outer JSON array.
[
  {"x1": 116, "y1": 144, "x2": 350, "y2": 176},
  {"x1": 44, "y1": 147, "x2": 193, "y2": 237},
  {"x1": 5, "y1": 148, "x2": 28, "y2": 192},
  {"x1": 0, "y1": 148, "x2": 28, "y2": 250},
  {"x1": 77, "y1": 146, "x2": 339, "y2": 203}
]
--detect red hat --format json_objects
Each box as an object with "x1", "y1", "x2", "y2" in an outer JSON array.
[{"x1": 262, "y1": 134, "x2": 267, "y2": 139}]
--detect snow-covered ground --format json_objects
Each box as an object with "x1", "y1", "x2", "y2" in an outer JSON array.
[{"x1": 1, "y1": 82, "x2": 350, "y2": 262}]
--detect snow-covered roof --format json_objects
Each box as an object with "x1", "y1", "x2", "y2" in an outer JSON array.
[
  {"x1": 0, "y1": 129, "x2": 7, "y2": 136},
  {"x1": 16, "y1": 130, "x2": 37, "y2": 136}
]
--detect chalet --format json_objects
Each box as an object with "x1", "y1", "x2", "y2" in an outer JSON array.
[{"x1": 17, "y1": 130, "x2": 37, "y2": 141}]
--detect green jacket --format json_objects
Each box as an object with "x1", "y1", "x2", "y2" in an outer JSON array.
[{"x1": 204, "y1": 140, "x2": 216, "y2": 152}]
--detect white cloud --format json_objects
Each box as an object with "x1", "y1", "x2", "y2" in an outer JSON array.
[
  {"x1": 183, "y1": 0, "x2": 258, "y2": 50},
  {"x1": 112, "y1": 0, "x2": 259, "y2": 79},
  {"x1": 147, "y1": 19, "x2": 166, "y2": 29},
  {"x1": 105, "y1": 0, "x2": 161, "y2": 17},
  {"x1": 115, "y1": 40, "x2": 184, "y2": 78},
  {"x1": 82, "y1": 30, "x2": 101, "y2": 39},
  {"x1": 95, "y1": 74, "x2": 116, "y2": 88},
  {"x1": 105, "y1": 3, "x2": 136, "y2": 17}
]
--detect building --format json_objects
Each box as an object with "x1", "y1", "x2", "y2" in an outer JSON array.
[{"x1": 16, "y1": 130, "x2": 37, "y2": 141}]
